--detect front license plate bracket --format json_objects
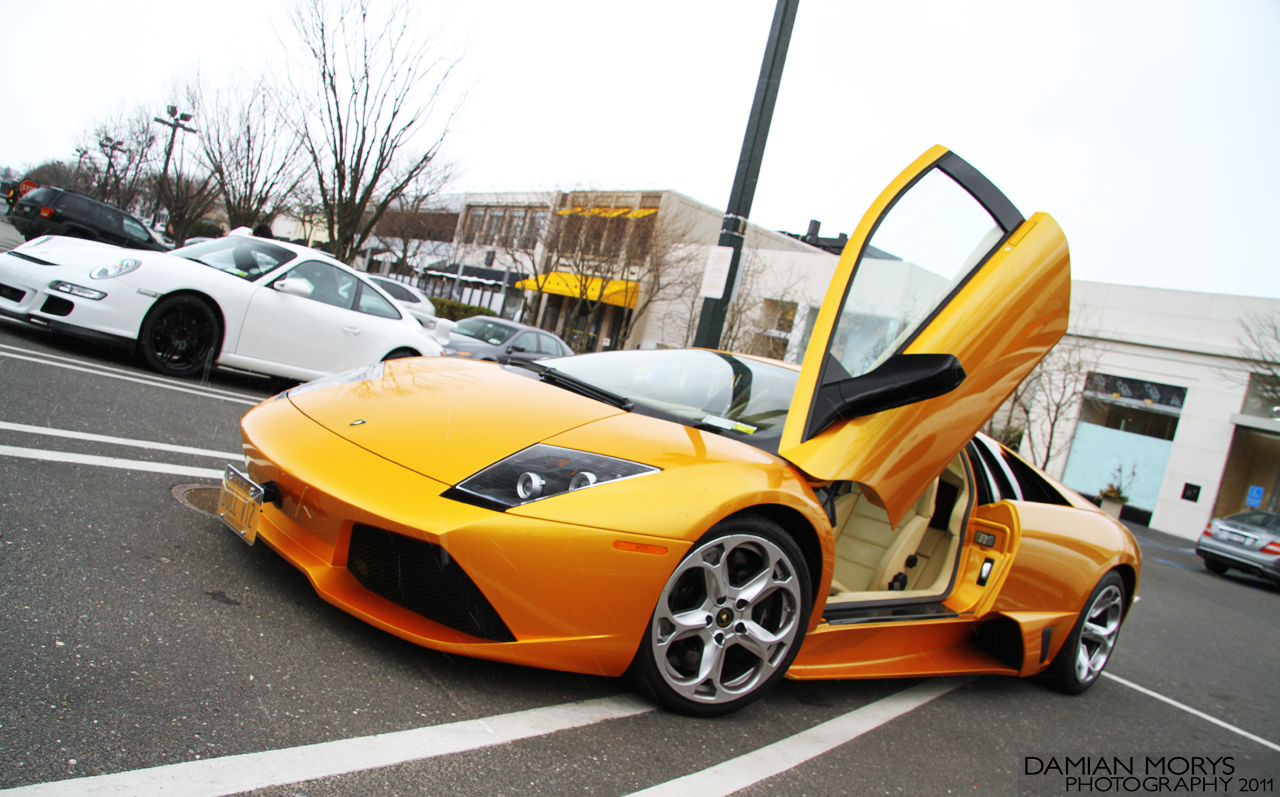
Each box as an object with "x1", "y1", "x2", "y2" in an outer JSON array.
[{"x1": 218, "y1": 464, "x2": 264, "y2": 545}]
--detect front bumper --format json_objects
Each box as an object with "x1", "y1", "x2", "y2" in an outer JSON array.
[
  {"x1": 1196, "y1": 536, "x2": 1280, "y2": 579},
  {"x1": 237, "y1": 396, "x2": 688, "y2": 677},
  {"x1": 0, "y1": 251, "x2": 152, "y2": 343}
]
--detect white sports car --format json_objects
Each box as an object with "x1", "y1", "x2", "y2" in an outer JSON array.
[{"x1": 0, "y1": 230, "x2": 445, "y2": 380}]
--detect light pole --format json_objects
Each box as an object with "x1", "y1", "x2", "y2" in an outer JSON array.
[
  {"x1": 150, "y1": 105, "x2": 198, "y2": 228},
  {"x1": 692, "y1": 0, "x2": 798, "y2": 350}
]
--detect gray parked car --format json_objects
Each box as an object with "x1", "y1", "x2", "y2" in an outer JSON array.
[
  {"x1": 1196, "y1": 509, "x2": 1280, "y2": 586},
  {"x1": 441, "y1": 316, "x2": 573, "y2": 363}
]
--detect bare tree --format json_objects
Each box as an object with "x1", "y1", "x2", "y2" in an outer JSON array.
[
  {"x1": 986, "y1": 326, "x2": 1108, "y2": 468},
  {"x1": 200, "y1": 79, "x2": 306, "y2": 230},
  {"x1": 287, "y1": 0, "x2": 458, "y2": 264},
  {"x1": 468, "y1": 191, "x2": 702, "y2": 350},
  {"x1": 84, "y1": 107, "x2": 158, "y2": 211},
  {"x1": 23, "y1": 160, "x2": 94, "y2": 194},
  {"x1": 367, "y1": 167, "x2": 455, "y2": 275},
  {"x1": 1233, "y1": 313, "x2": 1280, "y2": 404}
]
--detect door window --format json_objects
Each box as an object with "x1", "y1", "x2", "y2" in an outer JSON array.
[
  {"x1": 356, "y1": 281, "x2": 401, "y2": 318},
  {"x1": 122, "y1": 216, "x2": 150, "y2": 243},
  {"x1": 285, "y1": 261, "x2": 358, "y2": 309},
  {"x1": 511, "y1": 332, "x2": 538, "y2": 353},
  {"x1": 826, "y1": 169, "x2": 1004, "y2": 381},
  {"x1": 538, "y1": 333, "x2": 566, "y2": 356}
]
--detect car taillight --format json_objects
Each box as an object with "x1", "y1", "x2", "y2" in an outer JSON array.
[
  {"x1": 39, "y1": 206, "x2": 54, "y2": 218},
  {"x1": 1202, "y1": 524, "x2": 1213, "y2": 537},
  {"x1": 1261, "y1": 542, "x2": 1280, "y2": 555}
]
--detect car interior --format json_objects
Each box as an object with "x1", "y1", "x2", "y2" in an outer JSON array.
[{"x1": 825, "y1": 452, "x2": 969, "y2": 603}]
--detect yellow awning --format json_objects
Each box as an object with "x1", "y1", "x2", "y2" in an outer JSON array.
[{"x1": 515, "y1": 271, "x2": 639, "y2": 309}]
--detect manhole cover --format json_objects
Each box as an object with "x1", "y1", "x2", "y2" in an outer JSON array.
[{"x1": 173, "y1": 483, "x2": 222, "y2": 518}]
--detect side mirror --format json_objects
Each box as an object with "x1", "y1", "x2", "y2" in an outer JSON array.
[
  {"x1": 273, "y1": 278, "x2": 313, "y2": 298},
  {"x1": 808, "y1": 353, "x2": 966, "y2": 437},
  {"x1": 510, "y1": 344, "x2": 527, "y2": 353}
]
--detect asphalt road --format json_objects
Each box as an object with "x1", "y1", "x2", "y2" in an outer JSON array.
[{"x1": 0, "y1": 245, "x2": 1277, "y2": 796}]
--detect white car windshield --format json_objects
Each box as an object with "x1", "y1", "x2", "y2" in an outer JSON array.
[{"x1": 173, "y1": 238, "x2": 298, "y2": 281}]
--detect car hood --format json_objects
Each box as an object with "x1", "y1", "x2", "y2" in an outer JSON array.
[
  {"x1": 286, "y1": 356, "x2": 625, "y2": 484},
  {"x1": 8, "y1": 236, "x2": 180, "y2": 274}
]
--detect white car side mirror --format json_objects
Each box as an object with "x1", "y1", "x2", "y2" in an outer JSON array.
[
  {"x1": 274, "y1": 278, "x2": 314, "y2": 298},
  {"x1": 432, "y1": 318, "x2": 455, "y2": 346}
]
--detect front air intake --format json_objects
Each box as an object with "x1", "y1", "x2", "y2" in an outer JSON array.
[{"x1": 347, "y1": 525, "x2": 515, "y2": 642}]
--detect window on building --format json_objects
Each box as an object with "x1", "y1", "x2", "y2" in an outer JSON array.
[
  {"x1": 1241, "y1": 373, "x2": 1280, "y2": 420},
  {"x1": 1080, "y1": 372, "x2": 1186, "y2": 441},
  {"x1": 463, "y1": 208, "x2": 485, "y2": 245},
  {"x1": 521, "y1": 210, "x2": 548, "y2": 249}
]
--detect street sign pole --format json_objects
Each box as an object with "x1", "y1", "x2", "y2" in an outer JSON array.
[{"x1": 692, "y1": 0, "x2": 798, "y2": 350}]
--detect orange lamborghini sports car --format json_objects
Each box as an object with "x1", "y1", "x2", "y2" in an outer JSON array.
[{"x1": 219, "y1": 147, "x2": 1140, "y2": 716}]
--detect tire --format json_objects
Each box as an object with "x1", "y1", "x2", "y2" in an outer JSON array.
[
  {"x1": 382, "y1": 348, "x2": 420, "y2": 361},
  {"x1": 1201, "y1": 557, "x2": 1229, "y2": 576},
  {"x1": 1040, "y1": 571, "x2": 1126, "y2": 695},
  {"x1": 626, "y1": 515, "x2": 812, "y2": 717},
  {"x1": 140, "y1": 295, "x2": 220, "y2": 378}
]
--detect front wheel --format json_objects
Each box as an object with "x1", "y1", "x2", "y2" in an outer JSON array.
[
  {"x1": 1040, "y1": 571, "x2": 1127, "y2": 695},
  {"x1": 140, "y1": 295, "x2": 220, "y2": 378},
  {"x1": 627, "y1": 515, "x2": 812, "y2": 717}
]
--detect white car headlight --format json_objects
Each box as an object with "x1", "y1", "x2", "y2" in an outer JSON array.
[
  {"x1": 90, "y1": 258, "x2": 142, "y2": 280},
  {"x1": 454, "y1": 444, "x2": 659, "y2": 508}
]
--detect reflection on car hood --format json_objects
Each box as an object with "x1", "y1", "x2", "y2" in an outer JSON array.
[
  {"x1": 11, "y1": 236, "x2": 179, "y2": 270},
  {"x1": 286, "y1": 357, "x2": 625, "y2": 484}
]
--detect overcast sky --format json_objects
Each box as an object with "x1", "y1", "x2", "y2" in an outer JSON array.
[{"x1": 4, "y1": 0, "x2": 1278, "y2": 298}]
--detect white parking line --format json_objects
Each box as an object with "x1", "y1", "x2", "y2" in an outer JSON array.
[
  {"x1": 0, "y1": 342, "x2": 265, "y2": 402},
  {"x1": 0, "y1": 345, "x2": 261, "y2": 406},
  {"x1": 1102, "y1": 672, "x2": 1280, "y2": 752},
  {"x1": 0, "y1": 444, "x2": 223, "y2": 479},
  {"x1": 0, "y1": 694, "x2": 655, "y2": 797},
  {"x1": 0, "y1": 421, "x2": 240, "y2": 459},
  {"x1": 623, "y1": 677, "x2": 974, "y2": 797}
]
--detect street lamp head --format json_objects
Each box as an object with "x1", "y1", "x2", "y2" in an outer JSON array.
[
  {"x1": 178, "y1": 113, "x2": 193, "y2": 122},
  {"x1": 167, "y1": 105, "x2": 178, "y2": 117}
]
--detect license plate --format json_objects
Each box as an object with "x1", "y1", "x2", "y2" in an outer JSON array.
[
  {"x1": 1225, "y1": 531, "x2": 1248, "y2": 545},
  {"x1": 218, "y1": 464, "x2": 264, "y2": 545}
]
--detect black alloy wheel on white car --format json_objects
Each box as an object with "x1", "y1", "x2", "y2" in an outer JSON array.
[{"x1": 140, "y1": 294, "x2": 221, "y2": 378}]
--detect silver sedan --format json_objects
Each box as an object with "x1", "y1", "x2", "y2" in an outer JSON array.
[{"x1": 1196, "y1": 509, "x2": 1280, "y2": 586}]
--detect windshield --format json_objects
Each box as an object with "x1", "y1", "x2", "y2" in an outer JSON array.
[
  {"x1": 172, "y1": 237, "x2": 297, "y2": 281},
  {"x1": 455, "y1": 317, "x2": 515, "y2": 345},
  {"x1": 544, "y1": 349, "x2": 798, "y2": 453}
]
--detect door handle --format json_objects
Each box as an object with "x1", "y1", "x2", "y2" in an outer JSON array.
[{"x1": 343, "y1": 326, "x2": 363, "y2": 336}]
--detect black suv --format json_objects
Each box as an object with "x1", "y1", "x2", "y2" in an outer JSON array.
[{"x1": 11, "y1": 186, "x2": 170, "y2": 251}]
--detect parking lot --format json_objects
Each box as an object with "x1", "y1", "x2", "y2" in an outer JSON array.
[{"x1": 0, "y1": 219, "x2": 1277, "y2": 796}]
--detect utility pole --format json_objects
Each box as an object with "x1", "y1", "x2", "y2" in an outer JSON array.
[
  {"x1": 692, "y1": 0, "x2": 798, "y2": 350},
  {"x1": 150, "y1": 105, "x2": 198, "y2": 228}
]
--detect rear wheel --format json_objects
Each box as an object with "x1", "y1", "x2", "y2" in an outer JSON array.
[
  {"x1": 1040, "y1": 571, "x2": 1126, "y2": 695},
  {"x1": 627, "y1": 515, "x2": 811, "y2": 717},
  {"x1": 140, "y1": 295, "x2": 220, "y2": 378},
  {"x1": 1201, "y1": 557, "x2": 1229, "y2": 576}
]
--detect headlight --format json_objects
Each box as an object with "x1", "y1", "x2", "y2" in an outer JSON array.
[
  {"x1": 90, "y1": 258, "x2": 141, "y2": 280},
  {"x1": 455, "y1": 444, "x2": 659, "y2": 508}
]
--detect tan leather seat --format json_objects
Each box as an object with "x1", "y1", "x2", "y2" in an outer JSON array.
[{"x1": 829, "y1": 481, "x2": 936, "y2": 594}]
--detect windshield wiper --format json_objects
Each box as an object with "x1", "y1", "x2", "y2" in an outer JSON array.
[{"x1": 506, "y1": 361, "x2": 634, "y2": 411}]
